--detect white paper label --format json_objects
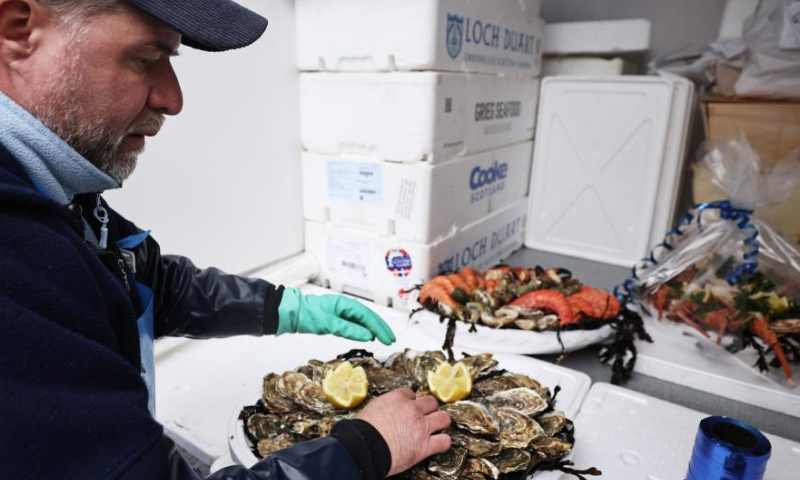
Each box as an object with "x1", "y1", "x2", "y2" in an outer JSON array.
[
  {"x1": 395, "y1": 179, "x2": 417, "y2": 220},
  {"x1": 781, "y1": 2, "x2": 800, "y2": 50},
  {"x1": 326, "y1": 239, "x2": 369, "y2": 280},
  {"x1": 327, "y1": 162, "x2": 383, "y2": 205}
]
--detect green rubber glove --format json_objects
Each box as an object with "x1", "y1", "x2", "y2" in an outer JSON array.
[{"x1": 277, "y1": 288, "x2": 396, "y2": 345}]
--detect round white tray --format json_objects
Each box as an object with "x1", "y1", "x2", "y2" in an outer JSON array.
[{"x1": 414, "y1": 310, "x2": 614, "y2": 355}]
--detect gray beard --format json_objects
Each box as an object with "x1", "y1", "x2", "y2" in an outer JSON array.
[{"x1": 27, "y1": 34, "x2": 162, "y2": 184}]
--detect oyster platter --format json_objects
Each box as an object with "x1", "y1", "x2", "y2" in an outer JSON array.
[
  {"x1": 412, "y1": 265, "x2": 623, "y2": 355},
  {"x1": 238, "y1": 349, "x2": 600, "y2": 479}
]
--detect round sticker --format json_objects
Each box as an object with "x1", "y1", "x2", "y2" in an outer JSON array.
[{"x1": 385, "y1": 249, "x2": 413, "y2": 277}]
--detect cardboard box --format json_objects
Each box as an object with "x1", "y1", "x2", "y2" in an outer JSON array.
[
  {"x1": 305, "y1": 198, "x2": 527, "y2": 309},
  {"x1": 702, "y1": 97, "x2": 800, "y2": 165},
  {"x1": 302, "y1": 142, "x2": 532, "y2": 243},
  {"x1": 300, "y1": 72, "x2": 539, "y2": 163},
  {"x1": 696, "y1": 97, "x2": 800, "y2": 242},
  {"x1": 296, "y1": 0, "x2": 544, "y2": 77}
]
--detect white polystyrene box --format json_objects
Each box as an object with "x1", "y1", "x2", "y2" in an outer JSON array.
[
  {"x1": 302, "y1": 141, "x2": 533, "y2": 243},
  {"x1": 525, "y1": 76, "x2": 677, "y2": 267},
  {"x1": 296, "y1": 0, "x2": 543, "y2": 77},
  {"x1": 300, "y1": 72, "x2": 539, "y2": 163},
  {"x1": 541, "y1": 57, "x2": 636, "y2": 76},
  {"x1": 543, "y1": 19, "x2": 651, "y2": 55},
  {"x1": 305, "y1": 198, "x2": 527, "y2": 309}
]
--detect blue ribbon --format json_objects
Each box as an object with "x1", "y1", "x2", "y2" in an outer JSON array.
[{"x1": 615, "y1": 200, "x2": 759, "y2": 302}]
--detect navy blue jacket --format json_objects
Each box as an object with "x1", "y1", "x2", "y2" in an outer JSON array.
[{"x1": 0, "y1": 146, "x2": 390, "y2": 480}]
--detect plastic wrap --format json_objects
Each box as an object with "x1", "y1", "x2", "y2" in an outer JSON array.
[
  {"x1": 735, "y1": 0, "x2": 800, "y2": 99},
  {"x1": 626, "y1": 135, "x2": 800, "y2": 387}
]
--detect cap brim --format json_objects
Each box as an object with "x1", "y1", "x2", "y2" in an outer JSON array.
[{"x1": 124, "y1": 0, "x2": 268, "y2": 52}]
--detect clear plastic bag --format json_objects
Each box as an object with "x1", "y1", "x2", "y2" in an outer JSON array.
[
  {"x1": 734, "y1": 0, "x2": 800, "y2": 99},
  {"x1": 627, "y1": 135, "x2": 800, "y2": 387}
]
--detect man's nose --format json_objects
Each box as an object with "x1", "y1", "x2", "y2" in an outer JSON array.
[{"x1": 147, "y1": 60, "x2": 184, "y2": 116}]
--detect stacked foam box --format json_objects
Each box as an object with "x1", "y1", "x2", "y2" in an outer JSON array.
[{"x1": 298, "y1": 0, "x2": 544, "y2": 308}]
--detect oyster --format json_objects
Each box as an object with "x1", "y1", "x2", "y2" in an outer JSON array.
[
  {"x1": 472, "y1": 374, "x2": 541, "y2": 397},
  {"x1": 486, "y1": 449, "x2": 532, "y2": 474},
  {"x1": 494, "y1": 407, "x2": 545, "y2": 449},
  {"x1": 484, "y1": 388, "x2": 547, "y2": 417},
  {"x1": 538, "y1": 411, "x2": 568, "y2": 437},
  {"x1": 246, "y1": 414, "x2": 285, "y2": 440},
  {"x1": 459, "y1": 353, "x2": 498, "y2": 378},
  {"x1": 532, "y1": 436, "x2": 573, "y2": 459},
  {"x1": 276, "y1": 372, "x2": 337, "y2": 414},
  {"x1": 427, "y1": 447, "x2": 467, "y2": 477},
  {"x1": 411, "y1": 350, "x2": 447, "y2": 387},
  {"x1": 262, "y1": 373, "x2": 297, "y2": 413},
  {"x1": 442, "y1": 401, "x2": 499, "y2": 436},
  {"x1": 461, "y1": 457, "x2": 501, "y2": 480},
  {"x1": 364, "y1": 365, "x2": 414, "y2": 396},
  {"x1": 449, "y1": 430, "x2": 503, "y2": 458},
  {"x1": 256, "y1": 433, "x2": 298, "y2": 457}
]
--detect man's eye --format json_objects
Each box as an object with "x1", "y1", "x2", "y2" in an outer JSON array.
[{"x1": 135, "y1": 57, "x2": 159, "y2": 70}]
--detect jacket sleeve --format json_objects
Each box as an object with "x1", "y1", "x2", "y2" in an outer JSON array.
[
  {"x1": 122, "y1": 420, "x2": 391, "y2": 480},
  {"x1": 130, "y1": 232, "x2": 284, "y2": 339}
]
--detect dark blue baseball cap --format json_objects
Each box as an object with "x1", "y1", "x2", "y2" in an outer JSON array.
[{"x1": 121, "y1": 0, "x2": 268, "y2": 52}]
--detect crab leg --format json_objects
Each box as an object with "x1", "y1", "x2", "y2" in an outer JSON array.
[{"x1": 749, "y1": 316, "x2": 793, "y2": 382}]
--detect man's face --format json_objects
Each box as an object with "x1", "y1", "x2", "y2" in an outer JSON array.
[{"x1": 22, "y1": 3, "x2": 183, "y2": 184}]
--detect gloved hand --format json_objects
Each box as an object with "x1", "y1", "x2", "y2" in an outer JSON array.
[{"x1": 277, "y1": 288, "x2": 396, "y2": 345}]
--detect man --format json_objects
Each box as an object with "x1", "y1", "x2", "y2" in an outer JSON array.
[{"x1": 0, "y1": 0, "x2": 451, "y2": 479}]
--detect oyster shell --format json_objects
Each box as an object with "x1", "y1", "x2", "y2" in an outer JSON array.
[
  {"x1": 494, "y1": 407, "x2": 545, "y2": 448},
  {"x1": 484, "y1": 388, "x2": 547, "y2": 417},
  {"x1": 461, "y1": 457, "x2": 500, "y2": 480},
  {"x1": 411, "y1": 350, "x2": 447, "y2": 387},
  {"x1": 449, "y1": 430, "x2": 503, "y2": 458},
  {"x1": 262, "y1": 373, "x2": 297, "y2": 413},
  {"x1": 486, "y1": 448, "x2": 532, "y2": 474},
  {"x1": 276, "y1": 372, "x2": 337, "y2": 414},
  {"x1": 532, "y1": 436, "x2": 573, "y2": 459},
  {"x1": 442, "y1": 401, "x2": 499, "y2": 436},
  {"x1": 246, "y1": 414, "x2": 285, "y2": 440},
  {"x1": 459, "y1": 353, "x2": 498, "y2": 378},
  {"x1": 427, "y1": 447, "x2": 467, "y2": 477},
  {"x1": 472, "y1": 374, "x2": 542, "y2": 397},
  {"x1": 538, "y1": 411, "x2": 568, "y2": 437},
  {"x1": 364, "y1": 365, "x2": 414, "y2": 396},
  {"x1": 256, "y1": 433, "x2": 298, "y2": 457}
]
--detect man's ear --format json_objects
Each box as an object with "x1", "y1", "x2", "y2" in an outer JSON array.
[{"x1": 0, "y1": 0, "x2": 45, "y2": 60}]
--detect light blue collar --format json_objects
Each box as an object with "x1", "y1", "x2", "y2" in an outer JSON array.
[{"x1": 0, "y1": 91, "x2": 118, "y2": 205}]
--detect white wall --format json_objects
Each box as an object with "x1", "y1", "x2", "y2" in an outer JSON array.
[{"x1": 106, "y1": 0, "x2": 303, "y2": 274}]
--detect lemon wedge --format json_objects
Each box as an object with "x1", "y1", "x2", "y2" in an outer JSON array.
[
  {"x1": 322, "y1": 361, "x2": 369, "y2": 409},
  {"x1": 427, "y1": 361, "x2": 472, "y2": 403}
]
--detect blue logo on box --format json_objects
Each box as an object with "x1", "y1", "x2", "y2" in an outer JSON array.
[{"x1": 446, "y1": 14, "x2": 464, "y2": 59}]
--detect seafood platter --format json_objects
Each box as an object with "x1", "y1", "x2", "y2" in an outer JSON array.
[
  {"x1": 411, "y1": 264, "x2": 650, "y2": 384},
  {"x1": 235, "y1": 349, "x2": 601, "y2": 479}
]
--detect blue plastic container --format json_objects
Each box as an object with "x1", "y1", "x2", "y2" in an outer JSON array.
[{"x1": 686, "y1": 416, "x2": 772, "y2": 480}]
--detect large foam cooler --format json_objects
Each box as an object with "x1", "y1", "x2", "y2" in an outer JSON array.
[
  {"x1": 300, "y1": 72, "x2": 539, "y2": 163},
  {"x1": 305, "y1": 198, "x2": 527, "y2": 309},
  {"x1": 296, "y1": 0, "x2": 543, "y2": 77},
  {"x1": 302, "y1": 141, "x2": 532, "y2": 243}
]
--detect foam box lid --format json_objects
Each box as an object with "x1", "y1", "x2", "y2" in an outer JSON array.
[
  {"x1": 571, "y1": 383, "x2": 800, "y2": 478},
  {"x1": 300, "y1": 72, "x2": 539, "y2": 164},
  {"x1": 543, "y1": 19, "x2": 651, "y2": 55},
  {"x1": 302, "y1": 141, "x2": 533, "y2": 243},
  {"x1": 525, "y1": 76, "x2": 689, "y2": 267},
  {"x1": 305, "y1": 198, "x2": 527, "y2": 309},
  {"x1": 296, "y1": 0, "x2": 543, "y2": 77}
]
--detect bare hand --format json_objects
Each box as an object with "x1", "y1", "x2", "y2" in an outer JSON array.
[{"x1": 356, "y1": 389, "x2": 452, "y2": 476}]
